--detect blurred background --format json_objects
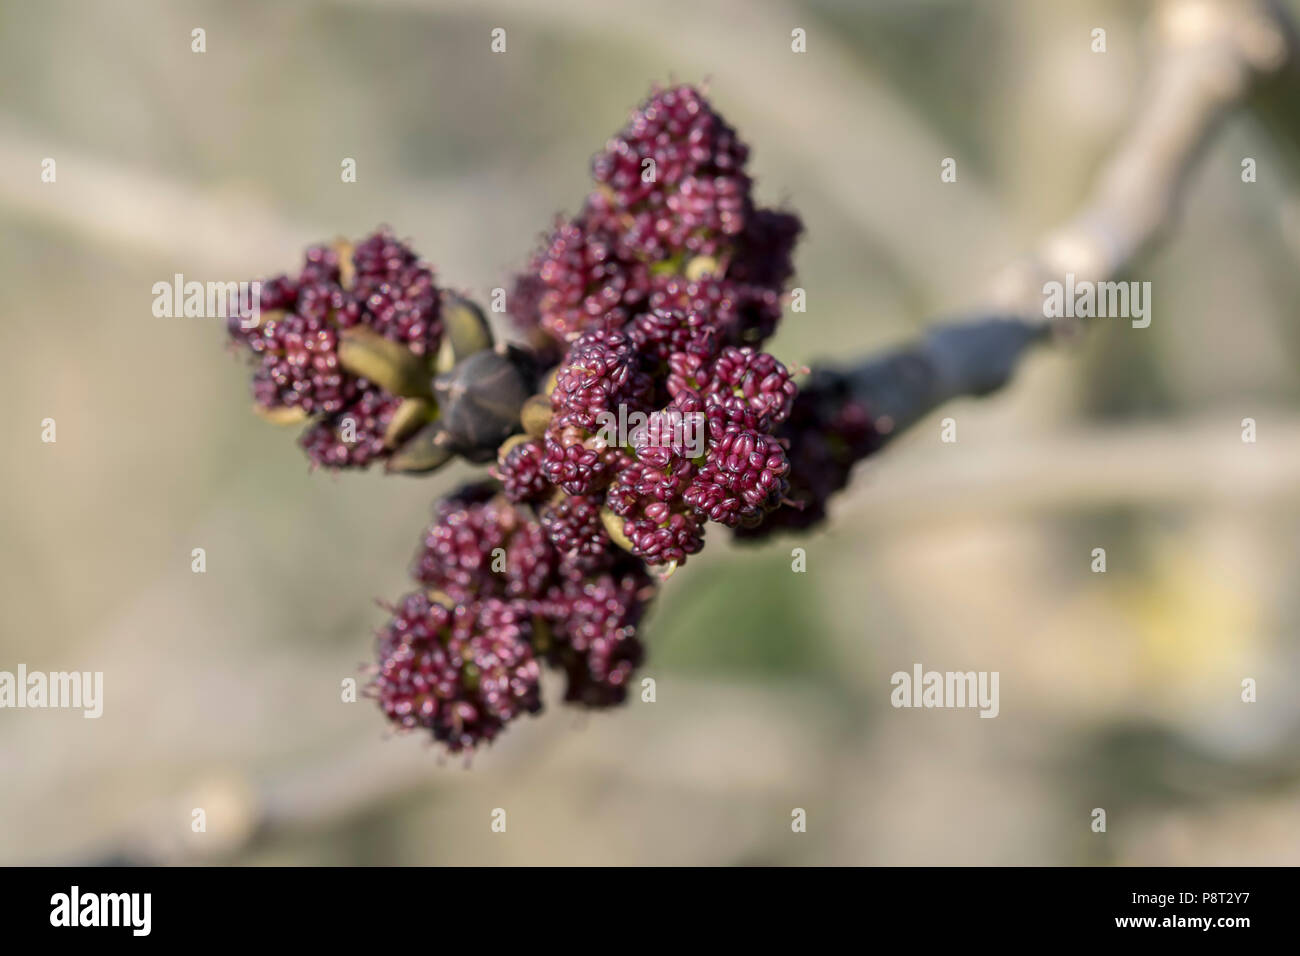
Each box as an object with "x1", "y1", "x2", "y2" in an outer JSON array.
[{"x1": 2, "y1": 0, "x2": 1300, "y2": 865}]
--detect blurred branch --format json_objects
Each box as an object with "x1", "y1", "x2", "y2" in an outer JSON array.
[
  {"x1": 838, "y1": 317, "x2": 1051, "y2": 440},
  {"x1": 0, "y1": 113, "x2": 551, "y2": 291},
  {"x1": 842, "y1": 413, "x2": 1300, "y2": 527},
  {"x1": 987, "y1": 0, "x2": 1294, "y2": 318},
  {"x1": 832, "y1": 0, "x2": 1296, "y2": 443},
  {"x1": 1247, "y1": 1, "x2": 1300, "y2": 169},
  {"x1": 0, "y1": 117, "x2": 321, "y2": 273}
]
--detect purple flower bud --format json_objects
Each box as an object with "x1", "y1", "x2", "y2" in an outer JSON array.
[
  {"x1": 372, "y1": 591, "x2": 541, "y2": 753},
  {"x1": 685, "y1": 427, "x2": 790, "y2": 528},
  {"x1": 648, "y1": 275, "x2": 783, "y2": 347},
  {"x1": 228, "y1": 228, "x2": 445, "y2": 470},
  {"x1": 411, "y1": 485, "x2": 558, "y2": 602},
  {"x1": 540, "y1": 565, "x2": 656, "y2": 707},
  {"x1": 733, "y1": 371, "x2": 882, "y2": 538},
  {"x1": 606, "y1": 461, "x2": 706, "y2": 566},
  {"x1": 728, "y1": 208, "x2": 803, "y2": 288},
  {"x1": 629, "y1": 308, "x2": 720, "y2": 366},
  {"x1": 299, "y1": 390, "x2": 403, "y2": 469},
  {"x1": 591, "y1": 85, "x2": 750, "y2": 208},
  {"x1": 704, "y1": 346, "x2": 798, "y2": 429},
  {"x1": 541, "y1": 419, "x2": 624, "y2": 496},
  {"x1": 518, "y1": 217, "x2": 650, "y2": 343},
  {"x1": 509, "y1": 85, "x2": 799, "y2": 356},
  {"x1": 493, "y1": 439, "x2": 549, "y2": 504},
  {"x1": 539, "y1": 494, "x2": 614, "y2": 573},
  {"x1": 550, "y1": 329, "x2": 653, "y2": 428}
]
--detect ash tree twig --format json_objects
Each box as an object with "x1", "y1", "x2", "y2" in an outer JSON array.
[
  {"x1": 833, "y1": 318, "x2": 1052, "y2": 443},
  {"x1": 826, "y1": 0, "x2": 1295, "y2": 451}
]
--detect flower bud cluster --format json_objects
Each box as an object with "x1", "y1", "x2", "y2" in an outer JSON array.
[
  {"x1": 227, "y1": 229, "x2": 442, "y2": 469},
  {"x1": 510, "y1": 85, "x2": 800, "y2": 352},
  {"x1": 372, "y1": 484, "x2": 657, "y2": 753},
  {"x1": 503, "y1": 85, "x2": 806, "y2": 566}
]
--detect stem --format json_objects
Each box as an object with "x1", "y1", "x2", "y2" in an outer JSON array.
[
  {"x1": 817, "y1": 0, "x2": 1296, "y2": 448},
  {"x1": 838, "y1": 318, "x2": 1051, "y2": 443}
]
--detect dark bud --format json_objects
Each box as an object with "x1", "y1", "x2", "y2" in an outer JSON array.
[{"x1": 433, "y1": 345, "x2": 537, "y2": 460}]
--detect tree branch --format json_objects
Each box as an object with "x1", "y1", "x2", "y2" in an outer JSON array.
[
  {"x1": 829, "y1": 0, "x2": 1295, "y2": 446},
  {"x1": 838, "y1": 318, "x2": 1051, "y2": 442}
]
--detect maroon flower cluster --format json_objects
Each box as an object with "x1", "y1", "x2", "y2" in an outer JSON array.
[
  {"x1": 510, "y1": 84, "x2": 800, "y2": 352},
  {"x1": 374, "y1": 592, "x2": 541, "y2": 752},
  {"x1": 734, "y1": 369, "x2": 884, "y2": 538},
  {"x1": 224, "y1": 83, "x2": 885, "y2": 758},
  {"x1": 227, "y1": 229, "x2": 442, "y2": 469},
  {"x1": 372, "y1": 483, "x2": 657, "y2": 753},
  {"x1": 502, "y1": 85, "x2": 804, "y2": 568},
  {"x1": 527, "y1": 323, "x2": 801, "y2": 567}
]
